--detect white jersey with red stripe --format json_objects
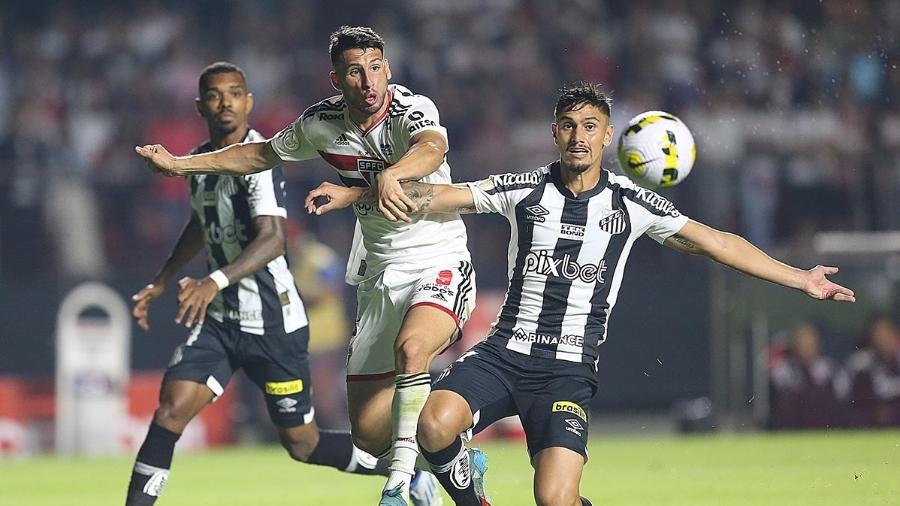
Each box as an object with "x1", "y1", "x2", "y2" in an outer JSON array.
[{"x1": 270, "y1": 84, "x2": 470, "y2": 284}]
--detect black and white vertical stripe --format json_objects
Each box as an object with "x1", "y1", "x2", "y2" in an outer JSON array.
[
  {"x1": 452, "y1": 261, "x2": 475, "y2": 322},
  {"x1": 482, "y1": 165, "x2": 687, "y2": 367},
  {"x1": 188, "y1": 129, "x2": 307, "y2": 335}
]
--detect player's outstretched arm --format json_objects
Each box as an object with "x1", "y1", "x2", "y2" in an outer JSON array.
[
  {"x1": 664, "y1": 220, "x2": 856, "y2": 302},
  {"x1": 135, "y1": 141, "x2": 281, "y2": 177},
  {"x1": 305, "y1": 181, "x2": 476, "y2": 221},
  {"x1": 174, "y1": 215, "x2": 287, "y2": 328},
  {"x1": 132, "y1": 216, "x2": 205, "y2": 331}
]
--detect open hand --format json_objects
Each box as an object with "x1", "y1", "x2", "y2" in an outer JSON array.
[
  {"x1": 135, "y1": 144, "x2": 181, "y2": 176},
  {"x1": 305, "y1": 182, "x2": 364, "y2": 215},
  {"x1": 802, "y1": 265, "x2": 856, "y2": 302},
  {"x1": 132, "y1": 282, "x2": 165, "y2": 331},
  {"x1": 175, "y1": 276, "x2": 219, "y2": 328}
]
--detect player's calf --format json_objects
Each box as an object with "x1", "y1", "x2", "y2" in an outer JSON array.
[{"x1": 280, "y1": 425, "x2": 390, "y2": 476}]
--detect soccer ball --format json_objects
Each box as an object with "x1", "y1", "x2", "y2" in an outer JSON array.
[{"x1": 616, "y1": 111, "x2": 696, "y2": 189}]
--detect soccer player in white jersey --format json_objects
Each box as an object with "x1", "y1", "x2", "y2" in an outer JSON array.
[
  {"x1": 125, "y1": 62, "x2": 398, "y2": 506},
  {"x1": 305, "y1": 82, "x2": 857, "y2": 506},
  {"x1": 134, "y1": 27, "x2": 472, "y2": 505}
]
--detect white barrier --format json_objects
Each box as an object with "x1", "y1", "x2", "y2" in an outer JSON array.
[{"x1": 55, "y1": 282, "x2": 130, "y2": 455}]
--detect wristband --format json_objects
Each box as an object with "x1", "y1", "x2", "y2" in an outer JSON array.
[{"x1": 208, "y1": 270, "x2": 229, "y2": 290}]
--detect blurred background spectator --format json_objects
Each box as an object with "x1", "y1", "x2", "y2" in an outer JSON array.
[
  {"x1": 768, "y1": 322, "x2": 846, "y2": 429},
  {"x1": 846, "y1": 315, "x2": 900, "y2": 427}
]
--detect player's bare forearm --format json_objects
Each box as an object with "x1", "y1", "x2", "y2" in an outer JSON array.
[
  {"x1": 669, "y1": 220, "x2": 855, "y2": 302},
  {"x1": 381, "y1": 132, "x2": 447, "y2": 181},
  {"x1": 215, "y1": 216, "x2": 286, "y2": 285},
  {"x1": 356, "y1": 181, "x2": 475, "y2": 214},
  {"x1": 176, "y1": 141, "x2": 280, "y2": 176},
  {"x1": 154, "y1": 216, "x2": 205, "y2": 286}
]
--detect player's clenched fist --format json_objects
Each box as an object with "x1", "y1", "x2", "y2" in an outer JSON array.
[
  {"x1": 175, "y1": 276, "x2": 219, "y2": 328},
  {"x1": 135, "y1": 144, "x2": 181, "y2": 176}
]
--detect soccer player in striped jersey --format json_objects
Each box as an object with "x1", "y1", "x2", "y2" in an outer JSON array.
[
  {"x1": 135, "y1": 27, "x2": 468, "y2": 505},
  {"x1": 304, "y1": 82, "x2": 856, "y2": 506},
  {"x1": 125, "y1": 62, "x2": 396, "y2": 506}
]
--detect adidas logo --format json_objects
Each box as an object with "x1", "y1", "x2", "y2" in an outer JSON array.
[{"x1": 335, "y1": 134, "x2": 350, "y2": 146}]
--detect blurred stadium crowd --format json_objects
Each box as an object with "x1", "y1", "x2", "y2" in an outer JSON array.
[{"x1": 1, "y1": 0, "x2": 899, "y2": 281}]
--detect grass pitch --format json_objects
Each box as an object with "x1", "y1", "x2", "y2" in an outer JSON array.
[{"x1": 1, "y1": 430, "x2": 898, "y2": 505}]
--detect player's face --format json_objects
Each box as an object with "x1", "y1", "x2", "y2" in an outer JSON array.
[
  {"x1": 196, "y1": 72, "x2": 253, "y2": 136},
  {"x1": 552, "y1": 104, "x2": 613, "y2": 174},
  {"x1": 331, "y1": 48, "x2": 391, "y2": 117}
]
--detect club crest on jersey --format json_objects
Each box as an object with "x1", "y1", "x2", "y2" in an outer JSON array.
[
  {"x1": 357, "y1": 159, "x2": 385, "y2": 184},
  {"x1": 599, "y1": 209, "x2": 627, "y2": 234}
]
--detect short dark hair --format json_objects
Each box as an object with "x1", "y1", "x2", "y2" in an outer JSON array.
[
  {"x1": 554, "y1": 82, "x2": 612, "y2": 118},
  {"x1": 198, "y1": 61, "x2": 247, "y2": 93},
  {"x1": 329, "y1": 26, "x2": 385, "y2": 66}
]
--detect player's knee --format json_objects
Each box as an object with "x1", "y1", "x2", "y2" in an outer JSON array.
[
  {"x1": 534, "y1": 483, "x2": 580, "y2": 506},
  {"x1": 417, "y1": 403, "x2": 459, "y2": 452},
  {"x1": 394, "y1": 335, "x2": 431, "y2": 373},
  {"x1": 153, "y1": 400, "x2": 192, "y2": 433}
]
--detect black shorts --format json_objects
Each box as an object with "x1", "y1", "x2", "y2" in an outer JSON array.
[
  {"x1": 164, "y1": 317, "x2": 313, "y2": 428},
  {"x1": 433, "y1": 339, "x2": 597, "y2": 460}
]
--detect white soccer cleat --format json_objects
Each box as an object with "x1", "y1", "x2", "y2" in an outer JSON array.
[{"x1": 409, "y1": 470, "x2": 443, "y2": 506}]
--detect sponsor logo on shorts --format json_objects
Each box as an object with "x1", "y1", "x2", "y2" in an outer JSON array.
[
  {"x1": 552, "y1": 401, "x2": 587, "y2": 421},
  {"x1": 275, "y1": 397, "x2": 298, "y2": 413},
  {"x1": 418, "y1": 283, "x2": 457, "y2": 297},
  {"x1": 565, "y1": 418, "x2": 584, "y2": 436},
  {"x1": 265, "y1": 379, "x2": 303, "y2": 395},
  {"x1": 436, "y1": 270, "x2": 453, "y2": 286}
]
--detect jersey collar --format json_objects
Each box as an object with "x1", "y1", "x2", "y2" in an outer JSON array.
[
  {"x1": 352, "y1": 89, "x2": 393, "y2": 136},
  {"x1": 549, "y1": 161, "x2": 609, "y2": 200}
]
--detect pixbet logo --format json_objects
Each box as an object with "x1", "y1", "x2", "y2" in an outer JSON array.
[{"x1": 523, "y1": 250, "x2": 607, "y2": 283}]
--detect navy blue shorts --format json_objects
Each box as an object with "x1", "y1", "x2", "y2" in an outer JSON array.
[
  {"x1": 164, "y1": 317, "x2": 313, "y2": 428},
  {"x1": 433, "y1": 339, "x2": 597, "y2": 460}
]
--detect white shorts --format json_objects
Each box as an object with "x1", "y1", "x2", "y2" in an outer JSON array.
[{"x1": 346, "y1": 261, "x2": 476, "y2": 380}]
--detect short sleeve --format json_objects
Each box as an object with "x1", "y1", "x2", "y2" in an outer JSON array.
[
  {"x1": 244, "y1": 167, "x2": 287, "y2": 218},
  {"x1": 466, "y1": 170, "x2": 546, "y2": 218},
  {"x1": 627, "y1": 187, "x2": 689, "y2": 243},
  {"x1": 400, "y1": 95, "x2": 448, "y2": 148},
  {"x1": 269, "y1": 118, "x2": 319, "y2": 162}
]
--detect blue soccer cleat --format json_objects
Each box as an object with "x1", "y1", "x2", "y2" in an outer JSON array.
[
  {"x1": 469, "y1": 448, "x2": 491, "y2": 506},
  {"x1": 410, "y1": 470, "x2": 443, "y2": 506},
  {"x1": 378, "y1": 484, "x2": 409, "y2": 506}
]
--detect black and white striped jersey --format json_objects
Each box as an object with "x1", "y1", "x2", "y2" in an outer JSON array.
[
  {"x1": 467, "y1": 162, "x2": 689, "y2": 368},
  {"x1": 188, "y1": 129, "x2": 307, "y2": 335}
]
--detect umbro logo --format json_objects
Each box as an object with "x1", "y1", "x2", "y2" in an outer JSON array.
[
  {"x1": 525, "y1": 204, "x2": 549, "y2": 223},
  {"x1": 275, "y1": 398, "x2": 298, "y2": 413},
  {"x1": 564, "y1": 418, "x2": 584, "y2": 436},
  {"x1": 335, "y1": 134, "x2": 350, "y2": 146}
]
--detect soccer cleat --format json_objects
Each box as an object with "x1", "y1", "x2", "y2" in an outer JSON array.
[
  {"x1": 409, "y1": 470, "x2": 443, "y2": 506},
  {"x1": 469, "y1": 448, "x2": 491, "y2": 505},
  {"x1": 378, "y1": 484, "x2": 409, "y2": 506}
]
